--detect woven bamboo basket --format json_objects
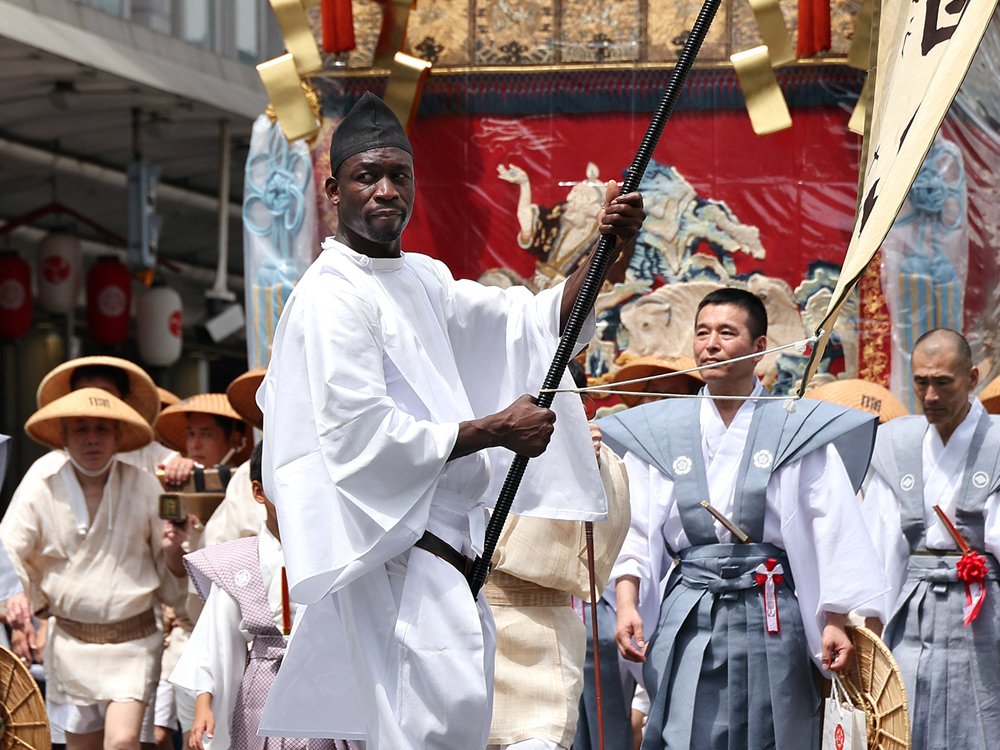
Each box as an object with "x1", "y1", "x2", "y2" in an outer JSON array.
[
  {"x1": 0, "y1": 646, "x2": 50, "y2": 750},
  {"x1": 839, "y1": 626, "x2": 911, "y2": 750}
]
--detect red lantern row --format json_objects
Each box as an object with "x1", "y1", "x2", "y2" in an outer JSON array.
[{"x1": 1, "y1": 251, "x2": 181, "y2": 363}]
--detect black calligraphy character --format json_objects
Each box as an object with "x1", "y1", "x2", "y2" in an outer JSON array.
[{"x1": 922, "y1": 0, "x2": 970, "y2": 55}]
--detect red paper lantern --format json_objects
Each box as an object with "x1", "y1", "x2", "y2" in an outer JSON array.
[
  {"x1": 0, "y1": 251, "x2": 32, "y2": 339},
  {"x1": 86, "y1": 255, "x2": 132, "y2": 346},
  {"x1": 137, "y1": 284, "x2": 183, "y2": 366}
]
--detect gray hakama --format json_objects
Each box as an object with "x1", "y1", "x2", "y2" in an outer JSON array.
[
  {"x1": 600, "y1": 396, "x2": 877, "y2": 750},
  {"x1": 574, "y1": 598, "x2": 636, "y2": 750},
  {"x1": 872, "y1": 413, "x2": 1000, "y2": 750}
]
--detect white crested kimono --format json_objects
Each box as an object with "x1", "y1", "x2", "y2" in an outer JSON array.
[
  {"x1": 258, "y1": 239, "x2": 604, "y2": 749},
  {"x1": 863, "y1": 398, "x2": 1000, "y2": 612},
  {"x1": 0, "y1": 453, "x2": 187, "y2": 704},
  {"x1": 170, "y1": 525, "x2": 294, "y2": 750},
  {"x1": 611, "y1": 387, "x2": 888, "y2": 668}
]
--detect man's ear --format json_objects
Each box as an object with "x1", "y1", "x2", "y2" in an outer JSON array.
[
  {"x1": 325, "y1": 176, "x2": 339, "y2": 205},
  {"x1": 251, "y1": 480, "x2": 267, "y2": 506},
  {"x1": 755, "y1": 334, "x2": 768, "y2": 354}
]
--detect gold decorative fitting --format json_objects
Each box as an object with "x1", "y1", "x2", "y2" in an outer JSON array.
[
  {"x1": 731, "y1": 46, "x2": 792, "y2": 135},
  {"x1": 747, "y1": 0, "x2": 795, "y2": 66},
  {"x1": 374, "y1": 0, "x2": 417, "y2": 69},
  {"x1": 384, "y1": 52, "x2": 432, "y2": 133},
  {"x1": 847, "y1": 0, "x2": 873, "y2": 70},
  {"x1": 269, "y1": 0, "x2": 323, "y2": 75},
  {"x1": 257, "y1": 54, "x2": 321, "y2": 143},
  {"x1": 848, "y1": 75, "x2": 871, "y2": 135}
]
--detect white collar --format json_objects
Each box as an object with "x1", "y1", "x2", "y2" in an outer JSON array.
[{"x1": 321, "y1": 236, "x2": 406, "y2": 272}]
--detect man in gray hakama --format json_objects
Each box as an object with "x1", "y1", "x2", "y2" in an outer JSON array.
[
  {"x1": 604, "y1": 288, "x2": 888, "y2": 750},
  {"x1": 863, "y1": 328, "x2": 1000, "y2": 750}
]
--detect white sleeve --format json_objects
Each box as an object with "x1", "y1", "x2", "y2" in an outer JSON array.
[
  {"x1": 612, "y1": 452, "x2": 655, "y2": 584},
  {"x1": 777, "y1": 443, "x2": 890, "y2": 668},
  {"x1": 984, "y1": 490, "x2": 1000, "y2": 560},
  {"x1": 860, "y1": 474, "x2": 910, "y2": 618},
  {"x1": 170, "y1": 584, "x2": 248, "y2": 750}
]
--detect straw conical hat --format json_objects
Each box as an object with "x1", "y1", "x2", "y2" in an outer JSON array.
[
  {"x1": 612, "y1": 355, "x2": 703, "y2": 407},
  {"x1": 37, "y1": 356, "x2": 160, "y2": 425},
  {"x1": 807, "y1": 379, "x2": 909, "y2": 423},
  {"x1": 155, "y1": 394, "x2": 252, "y2": 463},
  {"x1": 25, "y1": 388, "x2": 154, "y2": 453},
  {"x1": 0, "y1": 646, "x2": 51, "y2": 750},
  {"x1": 979, "y1": 375, "x2": 1000, "y2": 415},
  {"x1": 157, "y1": 387, "x2": 181, "y2": 409},
  {"x1": 226, "y1": 368, "x2": 265, "y2": 430},
  {"x1": 839, "y1": 625, "x2": 910, "y2": 750}
]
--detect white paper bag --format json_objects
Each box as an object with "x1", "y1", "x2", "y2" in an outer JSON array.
[{"x1": 822, "y1": 674, "x2": 868, "y2": 750}]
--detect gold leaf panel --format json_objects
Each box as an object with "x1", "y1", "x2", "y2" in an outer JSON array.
[
  {"x1": 648, "y1": 0, "x2": 730, "y2": 62},
  {"x1": 474, "y1": 0, "x2": 557, "y2": 65},
  {"x1": 405, "y1": 0, "x2": 472, "y2": 66},
  {"x1": 560, "y1": 2, "x2": 642, "y2": 63}
]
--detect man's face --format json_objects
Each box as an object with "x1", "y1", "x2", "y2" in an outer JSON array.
[
  {"x1": 326, "y1": 147, "x2": 415, "y2": 250},
  {"x1": 912, "y1": 345, "x2": 977, "y2": 428},
  {"x1": 186, "y1": 413, "x2": 240, "y2": 466},
  {"x1": 63, "y1": 417, "x2": 118, "y2": 471},
  {"x1": 693, "y1": 303, "x2": 766, "y2": 386}
]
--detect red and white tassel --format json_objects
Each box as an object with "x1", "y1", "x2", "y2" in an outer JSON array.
[{"x1": 754, "y1": 558, "x2": 784, "y2": 634}]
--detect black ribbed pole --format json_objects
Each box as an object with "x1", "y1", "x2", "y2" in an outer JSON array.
[{"x1": 469, "y1": 0, "x2": 725, "y2": 597}]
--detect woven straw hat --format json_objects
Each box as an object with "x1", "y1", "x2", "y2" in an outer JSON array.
[
  {"x1": 226, "y1": 368, "x2": 265, "y2": 430},
  {"x1": 25, "y1": 388, "x2": 154, "y2": 452},
  {"x1": 979, "y1": 375, "x2": 1000, "y2": 415},
  {"x1": 158, "y1": 387, "x2": 181, "y2": 409},
  {"x1": 839, "y1": 625, "x2": 910, "y2": 750},
  {"x1": 807, "y1": 379, "x2": 909, "y2": 423},
  {"x1": 37, "y1": 356, "x2": 160, "y2": 425},
  {"x1": 612, "y1": 355, "x2": 703, "y2": 407},
  {"x1": 155, "y1": 393, "x2": 252, "y2": 463}
]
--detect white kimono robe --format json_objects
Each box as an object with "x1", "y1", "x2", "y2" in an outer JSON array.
[
  {"x1": 862, "y1": 398, "x2": 1000, "y2": 616},
  {"x1": 170, "y1": 525, "x2": 293, "y2": 750},
  {"x1": 0, "y1": 453, "x2": 187, "y2": 704},
  {"x1": 612, "y1": 388, "x2": 888, "y2": 669},
  {"x1": 258, "y1": 239, "x2": 604, "y2": 749}
]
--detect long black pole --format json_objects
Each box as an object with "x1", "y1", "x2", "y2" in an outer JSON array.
[{"x1": 468, "y1": 0, "x2": 725, "y2": 597}]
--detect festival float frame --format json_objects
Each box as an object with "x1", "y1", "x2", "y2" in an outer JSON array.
[
  {"x1": 288, "y1": 0, "x2": 999, "y2": 413},
  {"x1": 309, "y1": 59, "x2": 883, "y2": 404}
]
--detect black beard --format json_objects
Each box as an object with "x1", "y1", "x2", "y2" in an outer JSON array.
[{"x1": 365, "y1": 214, "x2": 408, "y2": 244}]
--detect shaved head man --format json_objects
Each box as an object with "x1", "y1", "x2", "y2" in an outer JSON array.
[
  {"x1": 864, "y1": 328, "x2": 1000, "y2": 750},
  {"x1": 911, "y1": 328, "x2": 978, "y2": 443}
]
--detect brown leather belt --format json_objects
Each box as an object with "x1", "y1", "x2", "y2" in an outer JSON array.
[
  {"x1": 414, "y1": 531, "x2": 481, "y2": 584},
  {"x1": 483, "y1": 569, "x2": 572, "y2": 608},
  {"x1": 55, "y1": 609, "x2": 158, "y2": 645}
]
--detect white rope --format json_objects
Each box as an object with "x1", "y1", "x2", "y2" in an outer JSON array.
[
  {"x1": 565, "y1": 389, "x2": 798, "y2": 401},
  {"x1": 549, "y1": 334, "x2": 818, "y2": 395}
]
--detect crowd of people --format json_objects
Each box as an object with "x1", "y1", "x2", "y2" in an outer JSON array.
[{"x1": 0, "y1": 93, "x2": 996, "y2": 750}]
